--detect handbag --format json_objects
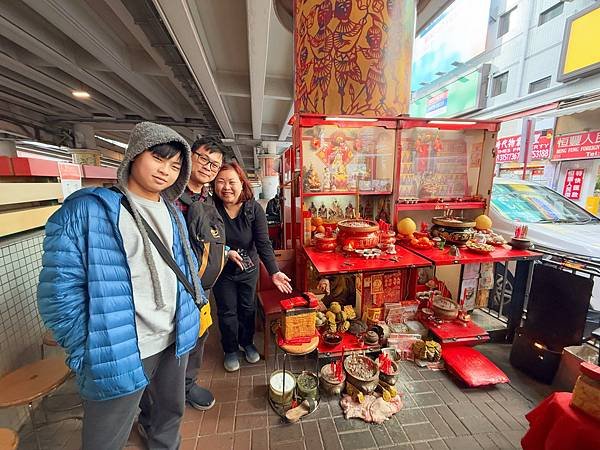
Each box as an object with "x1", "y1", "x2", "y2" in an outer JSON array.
[{"x1": 116, "y1": 188, "x2": 212, "y2": 336}]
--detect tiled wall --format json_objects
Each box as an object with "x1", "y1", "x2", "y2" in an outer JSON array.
[{"x1": 0, "y1": 230, "x2": 46, "y2": 428}]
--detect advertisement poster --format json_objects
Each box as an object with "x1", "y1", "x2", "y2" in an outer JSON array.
[
  {"x1": 563, "y1": 169, "x2": 585, "y2": 200},
  {"x1": 411, "y1": 0, "x2": 491, "y2": 91},
  {"x1": 58, "y1": 162, "x2": 82, "y2": 199}
]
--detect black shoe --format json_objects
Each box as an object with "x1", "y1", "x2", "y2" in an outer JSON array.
[{"x1": 187, "y1": 384, "x2": 216, "y2": 411}]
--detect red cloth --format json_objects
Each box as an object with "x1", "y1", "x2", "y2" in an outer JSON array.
[
  {"x1": 522, "y1": 392, "x2": 600, "y2": 450},
  {"x1": 442, "y1": 346, "x2": 509, "y2": 387}
]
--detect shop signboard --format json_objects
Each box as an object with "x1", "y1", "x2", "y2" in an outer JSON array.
[
  {"x1": 495, "y1": 130, "x2": 553, "y2": 163},
  {"x1": 552, "y1": 130, "x2": 600, "y2": 161},
  {"x1": 563, "y1": 169, "x2": 585, "y2": 200},
  {"x1": 558, "y1": 4, "x2": 600, "y2": 82},
  {"x1": 409, "y1": 66, "x2": 489, "y2": 118},
  {"x1": 411, "y1": 0, "x2": 491, "y2": 91}
]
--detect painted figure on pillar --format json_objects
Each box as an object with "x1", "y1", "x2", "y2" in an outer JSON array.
[{"x1": 295, "y1": 0, "x2": 415, "y2": 116}]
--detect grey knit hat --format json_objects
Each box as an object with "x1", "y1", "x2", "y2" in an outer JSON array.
[
  {"x1": 117, "y1": 121, "x2": 192, "y2": 202},
  {"x1": 116, "y1": 122, "x2": 204, "y2": 309}
]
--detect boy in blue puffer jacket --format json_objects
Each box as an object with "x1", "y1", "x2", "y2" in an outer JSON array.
[{"x1": 37, "y1": 122, "x2": 205, "y2": 450}]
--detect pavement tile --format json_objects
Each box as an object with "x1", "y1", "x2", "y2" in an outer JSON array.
[
  {"x1": 404, "y1": 367, "x2": 425, "y2": 381},
  {"x1": 403, "y1": 423, "x2": 439, "y2": 443},
  {"x1": 213, "y1": 386, "x2": 239, "y2": 403},
  {"x1": 439, "y1": 380, "x2": 470, "y2": 403},
  {"x1": 498, "y1": 400, "x2": 533, "y2": 425},
  {"x1": 179, "y1": 438, "x2": 197, "y2": 450},
  {"x1": 269, "y1": 423, "x2": 303, "y2": 444},
  {"x1": 459, "y1": 415, "x2": 496, "y2": 435},
  {"x1": 486, "y1": 432, "x2": 518, "y2": 449},
  {"x1": 199, "y1": 404, "x2": 221, "y2": 436},
  {"x1": 302, "y1": 420, "x2": 324, "y2": 450},
  {"x1": 473, "y1": 433, "x2": 500, "y2": 449},
  {"x1": 334, "y1": 417, "x2": 369, "y2": 432},
  {"x1": 412, "y1": 443, "x2": 431, "y2": 450},
  {"x1": 234, "y1": 430, "x2": 252, "y2": 450},
  {"x1": 444, "y1": 435, "x2": 483, "y2": 450},
  {"x1": 235, "y1": 413, "x2": 267, "y2": 431},
  {"x1": 397, "y1": 408, "x2": 428, "y2": 425},
  {"x1": 474, "y1": 401, "x2": 518, "y2": 431},
  {"x1": 311, "y1": 403, "x2": 332, "y2": 419},
  {"x1": 499, "y1": 430, "x2": 526, "y2": 448},
  {"x1": 181, "y1": 420, "x2": 201, "y2": 439},
  {"x1": 386, "y1": 445, "x2": 414, "y2": 450},
  {"x1": 202, "y1": 432, "x2": 235, "y2": 450},
  {"x1": 421, "y1": 407, "x2": 455, "y2": 438},
  {"x1": 237, "y1": 396, "x2": 268, "y2": 415},
  {"x1": 448, "y1": 402, "x2": 480, "y2": 419},
  {"x1": 433, "y1": 406, "x2": 469, "y2": 436},
  {"x1": 401, "y1": 393, "x2": 418, "y2": 409},
  {"x1": 404, "y1": 382, "x2": 434, "y2": 394},
  {"x1": 384, "y1": 419, "x2": 408, "y2": 445},
  {"x1": 427, "y1": 381, "x2": 457, "y2": 405},
  {"x1": 370, "y1": 423, "x2": 393, "y2": 447},
  {"x1": 421, "y1": 370, "x2": 448, "y2": 381},
  {"x1": 238, "y1": 376, "x2": 254, "y2": 387},
  {"x1": 240, "y1": 365, "x2": 267, "y2": 377},
  {"x1": 338, "y1": 430, "x2": 377, "y2": 450},
  {"x1": 251, "y1": 428, "x2": 269, "y2": 450},
  {"x1": 318, "y1": 418, "x2": 343, "y2": 450},
  {"x1": 413, "y1": 392, "x2": 443, "y2": 407},
  {"x1": 183, "y1": 406, "x2": 205, "y2": 423},
  {"x1": 465, "y1": 389, "x2": 494, "y2": 404},
  {"x1": 218, "y1": 402, "x2": 237, "y2": 434},
  {"x1": 271, "y1": 441, "x2": 306, "y2": 450},
  {"x1": 427, "y1": 439, "x2": 449, "y2": 449}
]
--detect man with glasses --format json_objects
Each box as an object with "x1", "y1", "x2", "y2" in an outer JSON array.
[{"x1": 175, "y1": 137, "x2": 225, "y2": 410}]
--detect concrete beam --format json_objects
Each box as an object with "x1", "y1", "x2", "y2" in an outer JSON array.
[
  {"x1": 278, "y1": 103, "x2": 293, "y2": 141},
  {"x1": 246, "y1": 0, "x2": 271, "y2": 140},
  {"x1": 153, "y1": 0, "x2": 238, "y2": 152},
  {"x1": 0, "y1": 6, "x2": 152, "y2": 118},
  {"x1": 21, "y1": 0, "x2": 185, "y2": 121},
  {"x1": 217, "y1": 72, "x2": 292, "y2": 101}
]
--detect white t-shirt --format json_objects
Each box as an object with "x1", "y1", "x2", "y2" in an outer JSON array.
[{"x1": 118, "y1": 192, "x2": 178, "y2": 359}]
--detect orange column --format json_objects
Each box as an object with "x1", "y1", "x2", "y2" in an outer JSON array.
[{"x1": 294, "y1": 0, "x2": 415, "y2": 116}]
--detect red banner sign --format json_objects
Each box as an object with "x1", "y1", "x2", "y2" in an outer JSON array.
[
  {"x1": 553, "y1": 130, "x2": 600, "y2": 161},
  {"x1": 563, "y1": 169, "x2": 584, "y2": 200},
  {"x1": 495, "y1": 130, "x2": 553, "y2": 163}
]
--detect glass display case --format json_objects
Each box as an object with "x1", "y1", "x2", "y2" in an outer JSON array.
[{"x1": 397, "y1": 127, "x2": 486, "y2": 203}]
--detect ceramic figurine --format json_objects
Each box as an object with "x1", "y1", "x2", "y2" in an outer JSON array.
[
  {"x1": 309, "y1": 202, "x2": 317, "y2": 216},
  {"x1": 318, "y1": 203, "x2": 327, "y2": 217},
  {"x1": 345, "y1": 202, "x2": 355, "y2": 219},
  {"x1": 322, "y1": 167, "x2": 331, "y2": 191},
  {"x1": 306, "y1": 163, "x2": 321, "y2": 192}
]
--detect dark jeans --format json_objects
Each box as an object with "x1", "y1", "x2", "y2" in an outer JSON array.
[
  {"x1": 82, "y1": 344, "x2": 188, "y2": 450},
  {"x1": 185, "y1": 331, "x2": 208, "y2": 393},
  {"x1": 213, "y1": 268, "x2": 259, "y2": 354}
]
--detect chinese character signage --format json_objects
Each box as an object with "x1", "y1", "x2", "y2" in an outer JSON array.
[
  {"x1": 495, "y1": 129, "x2": 553, "y2": 163},
  {"x1": 563, "y1": 169, "x2": 585, "y2": 200},
  {"x1": 58, "y1": 162, "x2": 82, "y2": 199},
  {"x1": 553, "y1": 130, "x2": 600, "y2": 160}
]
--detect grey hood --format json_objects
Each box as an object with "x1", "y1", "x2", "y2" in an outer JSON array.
[{"x1": 117, "y1": 121, "x2": 192, "y2": 202}]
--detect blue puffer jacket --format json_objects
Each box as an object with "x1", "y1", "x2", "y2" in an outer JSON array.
[{"x1": 37, "y1": 187, "x2": 203, "y2": 401}]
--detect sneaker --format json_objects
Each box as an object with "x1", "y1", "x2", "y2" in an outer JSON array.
[
  {"x1": 187, "y1": 384, "x2": 216, "y2": 411},
  {"x1": 241, "y1": 344, "x2": 260, "y2": 364},
  {"x1": 224, "y1": 352, "x2": 240, "y2": 372}
]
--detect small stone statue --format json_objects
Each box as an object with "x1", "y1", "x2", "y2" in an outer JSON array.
[{"x1": 322, "y1": 167, "x2": 331, "y2": 191}]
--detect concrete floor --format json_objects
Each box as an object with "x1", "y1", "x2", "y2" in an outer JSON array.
[{"x1": 15, "y1": 323, "x2": 555, "y2": 450}]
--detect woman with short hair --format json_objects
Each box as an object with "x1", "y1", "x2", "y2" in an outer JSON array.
[{"x1": 212, "y1": 162, "x2": 292, "y2": 371}]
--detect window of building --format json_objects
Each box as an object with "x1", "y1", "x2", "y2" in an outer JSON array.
[
  {"x1": 498, "y1": 9, "x2": 513, "y2": 37},
  {"x1": 528, "y1": 76, "x2": 551, "y2": 93},
  {"x1": 539, "y1": 2, "x2": 564, "y2": 26},
  {"x1": 492, "y1": 71, "x2": 509, "y2": 97}
]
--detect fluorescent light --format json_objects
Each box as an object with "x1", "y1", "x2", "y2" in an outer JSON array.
[
  {"x1": 325, "y1": 117, "x2": 377, "y2": 122},
  {"x1": 95, "y1": 135, "x2": 127, "y2": 149},
  {"x1": 429, "y1": 120, "x2": 477, "y2": 126},
  {"x1": 72, "y1": 90, "x2": 91, "y2": 99}
]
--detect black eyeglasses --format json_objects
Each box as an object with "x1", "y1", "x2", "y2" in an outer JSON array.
[{"x1": 193, "y1": 152, "x2": 222, "y2": 172}]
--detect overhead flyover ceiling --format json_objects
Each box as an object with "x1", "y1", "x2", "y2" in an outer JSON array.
[{"x1": 0, "y1": 0, "x2": 443, "y2": 172}]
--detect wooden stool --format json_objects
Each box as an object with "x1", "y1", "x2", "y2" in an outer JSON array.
[
  {"x1": 41, "y1": 329, "x2": 58, "y2": 359},
  {"x1": 0, "y1": 428, "x2": 18, "y2": 450},
  {"x1": 0, "y1": 358, "x2": 71, "y2": 450}
]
